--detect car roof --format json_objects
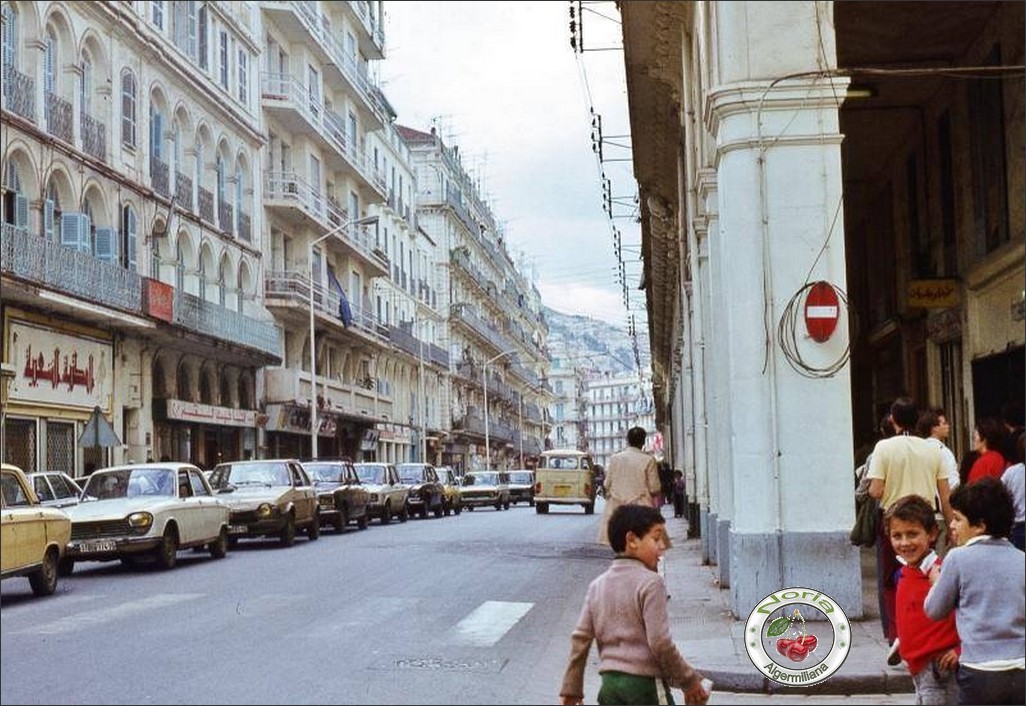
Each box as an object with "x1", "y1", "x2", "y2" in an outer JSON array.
[
  {"x1": 92, "y1": 463, "x2": 199, "y2": 473},
  {"x1": 542, "y1": 449, "x2": 589, "y2": 456},
  {"x1": 218, "y1": 458, "x2": 298, "y2": 465}
]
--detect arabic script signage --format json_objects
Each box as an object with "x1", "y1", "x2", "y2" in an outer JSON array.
[
  {"x1": 908, "y1": 279, "x2": 960, "y2": 309},
  {"x1": 156, "y1": 398, "x2": 257, "y2": 428},
  {"x1": 143, "y1": 277, "x2": 174, "y2": 323},
  {"x1": 8, "y1": 320, "x2": 113, "y2": 409}
]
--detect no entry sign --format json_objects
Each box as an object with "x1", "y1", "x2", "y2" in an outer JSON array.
[{"x1": 804, "y1": 282, "x2": 840, "y2": 342}]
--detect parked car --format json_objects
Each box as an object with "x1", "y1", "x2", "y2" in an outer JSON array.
[
  {"x1": 62, "y1": 463, "x2": 230, "y2": 574},
  {"x1": 534, "y1": 450, "x2": 596, "y2": 515},
  {"x1": 395, "y1": 463, "x2": 445, "y2": 519},
  {"x1": 302, "y1": 459, "x2": 370, "y2": 532},
  {"x1": 353, "y1": 462, "x2": 409, "y2": 524},
  {"x1": 27, "y1": 471, "x2": 83, "y2": 509},
  {"x1": 208, "y1": 459, "x2": 319, "y2": 547},
  {"x1": 1, "y1": 463, "x2": 71, "y2": 597},
  {"x1": 459, "y1": 471, "x2": 511, "y2": 511},
  {"x1": 507, "y1": 470, "x2": 536, "y2": 506},
  {"x1": 435, "y1": 466, "x2": 463, "y2": 516}
]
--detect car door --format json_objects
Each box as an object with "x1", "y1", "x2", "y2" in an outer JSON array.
[
  {"x1": 289, "y1": 463, "x2": 316, "y2": 524},
  {"x1": 189, "y1": 469, "x2": 222, "y2": 540},
  {"x1": 174, "y1": 468, "x2": 204, "y2": 545},
  {"x1": 1, "y1": 471, "x2": 44, "y2": 574},
  {"x1": 385, "y1": 465, "x2": 403, "y2": 507}
]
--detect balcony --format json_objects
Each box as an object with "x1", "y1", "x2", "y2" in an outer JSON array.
[
  {"x1": 45, "y1": 92, "x2": 73, "y2": 143},
  {"x1": 173, "y1": 290, "x2": 281, "y2": 360},
  {"x1": 344, "y1": 1, "x2": 385, "y2": 58},
  {"x1": 2, "y1": 68, "x2": 35, "y2": 121},
  {"x1": 150, "y1": 157, "x2": 171, "y2": 199},
  {"x1": 198, "y1": 187, "x2": 215, "y2": 223},
  {"x1": 1, "y1": 223, "x2": 142, "y2": 315},
  {"x1": 450, "y1": 302, "x2": 518, "y2": 355},
  {"x1": 218, "y1": 201, "x2": 233, "y2": 235},
  {"x1": 175, "y1": 171, "x2": 194, "y2": 212},
  {"x1": 80, "y1": 112, "x2": 106, "y2": 162},
  {"x1": 264, "y1": 367, "x2": 392, "y2": 420},
  {"x1": 263, "y1": 270, "x2": 388, "y2": 344}
]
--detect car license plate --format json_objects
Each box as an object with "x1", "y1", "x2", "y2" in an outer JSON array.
[
  {"x1": 77, "y1": 540, "x2": 116, "y2": 553},
  {"x1": 554, "y1": 484, "x2": 572, "y2": 496},
  {"x1": 228, "y1": 524, "x2": 248, "y2": 535}
]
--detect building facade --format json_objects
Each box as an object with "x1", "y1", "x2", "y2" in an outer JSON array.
[
  {"x1": 584, "y1": 370, "x2": 657, "y2": 468},
  {"x1": 621, "y1": 1, "x2": 1024, "y2": 617}
]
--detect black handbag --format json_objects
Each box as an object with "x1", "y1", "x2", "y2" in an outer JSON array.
[{"x1": 849, "y1": 494, "x2": 879, "y2": 547}]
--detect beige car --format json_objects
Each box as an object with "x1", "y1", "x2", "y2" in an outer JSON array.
[
  {"x1": 534, "y1": 449, "x2": 597, "y2": 515},
  {"x1": 208, "y1": 459, "x2": 319, "y2": 546},
  {"x1": 1, "y1": 463, "x2": 72, "y2": 597}
]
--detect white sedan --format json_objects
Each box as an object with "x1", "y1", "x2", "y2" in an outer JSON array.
[{"x1": 61, "y1": 463, "x2": 230, "y2": 574}]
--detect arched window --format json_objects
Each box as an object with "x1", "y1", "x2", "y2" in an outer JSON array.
[
  {"x1": 199, "y1": 369, "x2": 212, "y2": 404},
  {"x1": 175, "y1": 239, "x2": 185, "y2": 290},
  {"x1": 149, "y1": 101, "x2": 164, "y2": 161},
  {"x1": 121, "y1": 204, "x2": 137, "y2": 271},
  {"x1": 177, "y1": 366, "x2": 191, "y2": 401},
  {"x1": 43, "y1": 181, "x2": 61, "y2": 240},
  {"x1": 121, "y1": 71, "x2": 136, "y2": 147},
  {"x1": 80, "y1": 54, "x2": 92, "y2": 116},
  {"x1": 220, "y1": 372, "x2": 231, "y2": 407},
  {"x1": 215, "y1": 154, "x2": 225, "y2": 205},
  {"x1": 2, "y1": 161, "x2": 27, "y2": 228}
]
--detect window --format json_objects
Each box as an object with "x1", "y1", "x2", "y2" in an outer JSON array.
[
  {"x1": 121, "y1": 71, "x2": 136, "y2": 147},
  {"x1": 152, "y1": 1, "x2": 164, "y2": 29},
  {"x1": 173, "y1": 0, "x2": 197, "y2": 57},
  {"x1": 121, "y1": 204, "x2": 137, "y2": 271},
  {"x1": 149, "y1": 103, "x2": 163, "y2": 160},
  {"x1": 218, "y1": 30, "x2": 229, "y2": 88},
  {"x1": 237, "y1": 49, "x2": 247, "y2": 104},
  {"x1": 43, "y1": 29, "x2": 56, "y2": 96},
  {"x1": 79, "y1": 56, "x2": 92, "y2": 115},
  {"x1": 2, "y1": 4, "x2": 17, "y2": 85},
  {"x1": 197, "y1": 3, "x2": 208, "y2": 69},
  {"x1": 308, "y1": 65, "x2": 319, "y2": 117}
]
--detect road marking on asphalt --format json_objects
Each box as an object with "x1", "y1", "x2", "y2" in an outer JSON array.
[
  {"x1": 448, "y1": 600, "x2": 533, "y2": 647},
  {"x1": 20, "y1": 593, "x2": 204, "y2": 635}
]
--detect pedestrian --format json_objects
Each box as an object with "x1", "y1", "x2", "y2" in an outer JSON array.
[
  {"x1": 999, "y1": 400, "x2": 1024, "y2": 466},
  {"x1": 885, "y1": 495, "x2": 960, "y2": 705},
  {"x1": 967, "y1": 418, "x2": 1009, "y2": 483},
  {"x1": 672, "y1": 470, "x2": 686, "y2": 519},
  {"x1": 867, "y1": 397, "x2": 951, "y2": 664},
  {"x1": 916, "y1": 407, "x2": 960, "y2": 556},
  {"x1": 924, "y1": 477, "x2": 1025, "y2": 705},
  {"x1": 598, "y1": 426, "x2": 663, "y2": 546},
  {"x1": 1000, "y1": 432, "x2": 1024, "y2": 552},
  {"x1": 559, "y1": 504, "x2": 710, "y2": 706},
  {"x1": 658, "y1": 462, "x2": 674, "y2": 508}
]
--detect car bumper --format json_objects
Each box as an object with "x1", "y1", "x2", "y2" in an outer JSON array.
[
  {"x1": 461, "y1": 496, "x2": 501, "y2": 507},
  {"x1": 65, "y1": 536, "x2": 162, "y2": 560},
  {"x1": 227, "y1": 517, "x2": 286, "y2": 537}
]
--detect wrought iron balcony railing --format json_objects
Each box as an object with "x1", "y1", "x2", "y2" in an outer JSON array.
[
  {"x1": 45, "y1": 92, "x2": 73, "y2": 143},
  {"x1": 173, "y1": 289, "x2": 280, "y2": 359},
  {"x1": 150, "y1": 157, "x2": 170, "y2": 199},
  {"x1": 238, "y1": 211, "x2": 251, "y2": 242},
  {"x1": 198, "y1": 187, "x2": 214, "y2": 223},
  {"x1": 80, "y1": 112, "x2": 106, "y2": 161},
  {"x1": 218, "y1": 201, "x2": 233, "y2": 234},
  {"x1": 175, "y1": 171, "x2": 194, "y2": 212},
  {"x1": 4, "y1": 68, "x2": 35, "y2": 121}
]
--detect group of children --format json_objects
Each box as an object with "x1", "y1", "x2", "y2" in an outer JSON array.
[{"x1": 887, "y1": 477, "x2": 1025, "y2": 705}]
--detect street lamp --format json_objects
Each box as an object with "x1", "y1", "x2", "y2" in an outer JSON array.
[
  {"x1": 309, "y1": 214, "x2": 379, "y2": 460},
  {"x1": 483, "y1": 348, "x2": 517, "y2": 471}
]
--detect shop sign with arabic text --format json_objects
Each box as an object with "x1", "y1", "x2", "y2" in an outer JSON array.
[{"x1": 908, "y1": 279, "x2": 959, "y2": 309}]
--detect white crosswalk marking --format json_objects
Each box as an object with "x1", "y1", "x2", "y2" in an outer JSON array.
[
  {"x1": 19, "y1": 593, "x2": 204, "y2": 636},
  {"x1": 448, "y1": 600, "x2": 533, "y2": 647}
]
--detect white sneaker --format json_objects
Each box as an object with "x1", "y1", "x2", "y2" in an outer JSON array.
[{"x1": 886, "y1": 638, "x2": 902, "y2": 666}]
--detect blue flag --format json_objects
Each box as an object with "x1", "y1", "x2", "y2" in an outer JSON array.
[{"x1": 326, "y1": 267, "x2": 353, "y2": 327}]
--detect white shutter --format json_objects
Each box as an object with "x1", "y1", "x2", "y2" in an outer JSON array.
[
  {"x1": 44, "y1": 35, "x2": 55, "y2": 94},
  {"x1": 44, "y1": 199, "x2": 55, "y2": 239},
  {"x1": 60, "y1": 213, "x2": 83, "y2": 250},
  {"x1": 94, "y1": 227, "x2": 116, "y2": 262},
  {"x1": 126, "y1": 208, "x2": 137, "y2": 271},
  {"x1": 80, "y1": 214, "x2": 92, "y2": 253},
  {"x1": 14, "y1": 195, "x2": 28, "y2": 229}
]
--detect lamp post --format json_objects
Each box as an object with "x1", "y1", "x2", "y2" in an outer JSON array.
[
  {"x1": 418, "y1": 315, "x2": 427, "y2": 463},
  {"x1": 309, "y1": 215, "x2": 379, "y2": 460},
  {"x1": 483, "y1": 348, "x2": 517, "y2": 471},
  {"x1": 518, "y1": 394, "x2": 524, "y2": 468}
]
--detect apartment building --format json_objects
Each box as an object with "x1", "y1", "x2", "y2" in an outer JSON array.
[
  {"x1": 546, "y1": 336, "x2": 588, "y2": 452},
  {"x1": 584, "y1": 370, "x2": 656, "y2": 469}
]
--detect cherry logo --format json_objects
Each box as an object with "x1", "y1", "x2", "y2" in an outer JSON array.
[{"x1": 767, "y1": 608, "x2": 819, "y2": 664}]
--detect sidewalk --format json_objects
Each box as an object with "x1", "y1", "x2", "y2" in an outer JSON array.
[{"x1": 660, "y1": 510, "x2": 914, "y2": 695}]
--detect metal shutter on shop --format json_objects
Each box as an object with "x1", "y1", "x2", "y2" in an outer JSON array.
[{"x1": 45, "y1": 420, "x2": 75, "y2": 474}]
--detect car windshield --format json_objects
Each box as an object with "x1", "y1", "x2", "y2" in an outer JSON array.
[
  {"x1": 509, "y1": 472, "x2": 533, "y2": 484},
  {"x1": 304, "y1": 464, "x2": 343, "y2": 483},
  {"x1": 544, "y1": 456, "x2": 582, "y2": 470},
  {"x1": 395, "y1": 465, "x2": 426, "y2": 483},
  {"x1": 466, "y1": 472, "x2": 499, "y2": 486},
  {"x1": 83, "y1": 468, "x2": 176, "y2": 499},
  {"x1": 209, "y1": 462, "x2": 290, "y2": 489},
  {"x1": 355, "y1": 465, "x2": 386, "y2": 484}
]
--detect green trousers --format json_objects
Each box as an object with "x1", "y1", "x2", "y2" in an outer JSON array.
[{"x1": 598, "y1": 671, "x2": 675, "y2": 705}]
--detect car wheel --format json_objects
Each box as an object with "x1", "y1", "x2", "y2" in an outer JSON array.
[
  {"x1": 380, "y1": 502, "x2": 392, "y2": 525},
  {"x1": 584, "y1": 503, "x2": 595, "y2": 515},
  {"x1": 155, "y1": 527, "x2": 179, "y2": 570},
  {"x1": 454, "y1": 504, "x2": 462, "y2": 515},
  {"x1": 28, "y1": 547, "x2": 59, "y2": 597},
  {"x1": 209, "y1": 527, "x2": 229, "y2": 559},
  {"x1": 399, "y1": 502, "x2": 409, "y2": 522},
  {"x1": 58, "y1": 558, "x2": 75, "y2": 577},
  {"x1": 307, "y1": 515, "x2": 320, "y2": 541},
  {"x1": 280, "y1": 513, "x2": 296, "y2": 547},
  {"x1": 504, "y1": 501, "x2": 510, "y2": 510},
  {"x1": 419, "y1": 504, "x2": 428, "y2": 519},
  {"x1": 494, "y1": 500, "x2": 502, "y2": 511},
  {"x1": 529, "y1": 499, "x2": 535, "y2": 507},
  {"x1": 467, "y1": 505, "x2": 474, "y2": 511},
  {"x1": 443, "y1": 500, "x2": 451, "y2": 517},
  {"x1": 357, "y1": 513, "x2": 368, "y2": 530},
  {"x1": 337, "y1": 508, "x2": 348, "y2": 533},
  {"x1": 434, "y1": 501, "x2": 444, "y2": 518},
  {"x1": 536, "y1": 502, "x2": 549, "y2": 514}
]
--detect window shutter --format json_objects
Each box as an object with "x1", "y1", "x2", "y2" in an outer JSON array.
[
  {"x1": 198, "y1": 4, "x2": 208, "y2": 69},
  {"x1": 2, "y1": 6, "x2": 14, "y2": 84},
  {"x1": 14, "y1": 194, "x2": 28, "y2": 229},
  {"x1": 44, "y1": 199, "x2": 55, "y2": 239},
  {"x1": 151, "y1": 110, "x2": 163, "y2": 160},
  {"x1": 187, "y1": 1, "x2": 198, "y2": 58},
  {"x1": 126, "y1": 208, "x2": 137, "y2": 270},
  {"x1": 80, "y1": 214, "x2": 92, "y2": 253},
  {"x1": 60, "y1": 213, "x2": 83, "y2": 250},
  {"x1": 44, "y1": 35, "x2": 55, "y2": 94},
  {"x1": 95, "y1": 227, "x2": 116, "y2": 263}
]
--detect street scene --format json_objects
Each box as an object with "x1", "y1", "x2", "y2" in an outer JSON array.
[{"x1": 2, "y1": 1, "x2": 1024, "y2": 704}]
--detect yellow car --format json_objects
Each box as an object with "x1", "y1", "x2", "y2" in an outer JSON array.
[{"x1": 1, "y1": 463, "x2": 72, "y2": 597}]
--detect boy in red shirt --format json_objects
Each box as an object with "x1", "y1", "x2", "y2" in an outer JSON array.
[{"x1": 886, "y1": 495, "x2": 961, "y2": 704}]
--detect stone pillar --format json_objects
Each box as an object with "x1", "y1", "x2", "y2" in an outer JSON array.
[{"x1": 707, "y1": 2, "x2": 861, "y2": 617}]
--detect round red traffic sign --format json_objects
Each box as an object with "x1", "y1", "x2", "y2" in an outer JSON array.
[{"x1": 804, "y1": 282, "x2": 840, "y2": 343}]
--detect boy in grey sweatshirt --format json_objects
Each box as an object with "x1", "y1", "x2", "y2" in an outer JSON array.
[{"x1": 924, "y1": 477, "x2": 1025, "y2": 705}]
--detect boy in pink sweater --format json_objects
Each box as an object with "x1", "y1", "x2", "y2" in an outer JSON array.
[
  {"x1": 560, "y1": 504, "x2": 709, "y2": 705},
  {"x1": 885, "y1": 495, "x2": 960, "y2": 704}
]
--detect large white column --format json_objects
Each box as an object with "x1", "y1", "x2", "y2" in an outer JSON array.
[{"x1": 707, "y1": 2, "x2": 860, "y2": 617}]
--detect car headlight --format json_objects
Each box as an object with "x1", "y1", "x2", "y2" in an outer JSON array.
[
  {"x1": 256, "y1": 503, "x2": 274, "y2": 518},
  {"x1": 127, "y1": 512, "x2": 153, "y2": 529}
]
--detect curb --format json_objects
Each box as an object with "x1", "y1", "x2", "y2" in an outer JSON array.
[{"x1": 698, "y1": 665, "x2": 915, "y2": 695}]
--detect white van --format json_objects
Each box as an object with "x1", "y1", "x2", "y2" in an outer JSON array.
[{"x1": 534, "y1": 449, "x2": 596, "y2": 515}]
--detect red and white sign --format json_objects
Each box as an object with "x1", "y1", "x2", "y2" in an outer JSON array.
[
  {"x1": 804, "y1": 282, "x2": 840, "y2": 343},
  {"x1": 9, "y1": 320, "x2": 113, "y2": 409}
]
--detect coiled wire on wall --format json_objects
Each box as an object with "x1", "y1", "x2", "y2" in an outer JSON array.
[{"x1": 778, "y1": 280, "x2": 858, "y2": 379}]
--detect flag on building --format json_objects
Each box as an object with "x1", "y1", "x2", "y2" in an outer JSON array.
[{"x1": 326, "y1": 267, "x2": 353, "y2": 327}]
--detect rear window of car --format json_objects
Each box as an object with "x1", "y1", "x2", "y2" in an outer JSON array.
[
  {"x1": 355, "y1": 465, "x2": 386, "y2": 484},
  {"x1": 304, "y1": 463, "x2": 343, "y2": 482},
  {"x1": 543, "y1": 456, "x2": 584, "y2": 470},
  {"x1": 509, "y1": 472, "x2": 533, "y2": 484}
]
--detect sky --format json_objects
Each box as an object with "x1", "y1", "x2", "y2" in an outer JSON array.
[{"x1": 379, "y1": 1, "x2": 645, "y2": 329}]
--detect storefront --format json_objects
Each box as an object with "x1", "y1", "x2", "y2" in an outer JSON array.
[
  {"x1": 263, "y1": 402, "x2": 370, "y2": 460},
  {"x1": 152, "y1": 398, "x2": 257, "y2": 469}
]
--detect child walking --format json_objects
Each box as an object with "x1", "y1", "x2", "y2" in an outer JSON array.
[
  {"x1": 924, "y1": 477, "x2": 1025, "y2": 705},
  {"x1": 885, "y1": 495, "x2": 960, "y2": 704},
  {"x1": 560, "y1": 504, "x2": 709, "y2": 705}
]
